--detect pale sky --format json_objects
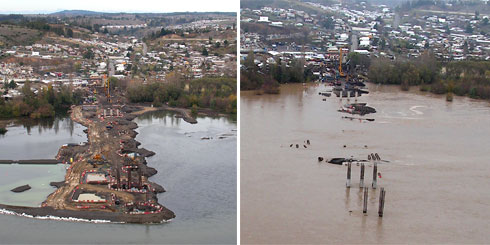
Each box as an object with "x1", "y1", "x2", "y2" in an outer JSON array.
[{"x1": 0, "y1": 0, "x2": 237, "y2": 14}]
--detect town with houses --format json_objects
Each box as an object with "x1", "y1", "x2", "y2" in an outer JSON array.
[
  {"x1": 241, "y1": 0, "x2": 490, "y2": 74},
  {"x1": 0, "y1": 12, "x2": 236, "y2": 100}
]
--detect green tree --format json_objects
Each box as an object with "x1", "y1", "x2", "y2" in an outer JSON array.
[
  {"x1": 83, "y1": 49, "x2": 94, "y2": 59},
  {"x1": 8, "y1": 80, "x2": 17, "y2": 89},
  {"x1": 66, "y1": 28, "x2": 73, "y2": 38}
]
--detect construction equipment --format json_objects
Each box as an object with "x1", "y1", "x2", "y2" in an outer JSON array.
[
  {"x1": 89, "y1": 154, "x2": 107, "y2": 167},
  {"x1": 103, "y1": 74, "x2": 111, "y2": 103},
  {"x1": 93, "y1": 154, "x2": 100, "y2": 160},
  {"x1": 339, "y1": 48, "x2": 346, "y2": 77}
]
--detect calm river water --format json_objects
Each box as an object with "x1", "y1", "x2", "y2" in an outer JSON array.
[
  {"x1": 0, "y1": 111, "x2": 237, "y2": 244},
  {"x1": 241, "y1": 83, "x2": 490, "y2": 244},
  {"x1": 0, "y1": 117, "x2": 86, "y2": 207}
]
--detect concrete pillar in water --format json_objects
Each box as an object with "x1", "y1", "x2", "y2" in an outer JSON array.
[
  {"x1": 378, "y1": 187, "x2": 386, "y2": 217},
  {"x1": 360, "y1": 163, "x2": 365, "y2": 188},
  {"x1": 110, "y1": 109, "x2": 113, "y2": 117},
  {"x1": 346, "y1": 162, "x2": 351, "y2": 188},
  {"x1": 372, "y1": 162, "x2": 377, "y2": 189},
  {"x1": 363, "y1": 186, "x2": 368, "y2": 214},
  {"x1": 103, "y1": 109, "x2": 106, "y2": 118}
]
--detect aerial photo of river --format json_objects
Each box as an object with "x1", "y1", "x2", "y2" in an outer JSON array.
[{"x1": 241, "y1": 83, "x2": 490, "y2": 244}]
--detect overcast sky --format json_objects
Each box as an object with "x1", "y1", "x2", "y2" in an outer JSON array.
[{"x1": 0, "y1": 0, "x2": 237, "y2": 14}]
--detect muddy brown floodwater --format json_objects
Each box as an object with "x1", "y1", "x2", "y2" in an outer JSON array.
[{"x1": 241, "y1": 83, "x2": 490, "y2": 244}]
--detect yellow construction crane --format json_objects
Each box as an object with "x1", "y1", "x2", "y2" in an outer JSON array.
[
  {"x1": 103, "y1": 74, "x2": 111, "y2": 103},
  {"x1": 339, "y1": 48, "x2": 345, "y2": 77}
]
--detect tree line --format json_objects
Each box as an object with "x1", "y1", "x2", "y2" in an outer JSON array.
[
  {"x1": 241, "y1": 52, "x2": 313, "y2": 94},
  {"x1": 127, "y1": 76, "x2": 237, "y2": 114},
  {"x1": 368, "y1": 54, "x2": 490, "y2": 99},
  {"x1": 0, "y1": 82, "x2": 83, "y2": 119}
]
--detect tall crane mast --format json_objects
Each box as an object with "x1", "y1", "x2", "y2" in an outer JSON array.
[
  {"x1": 103, "y1": 74, "x2": 110, "y2": 103},
  {"x1": 339, "y1": 48, "x2": 345, "y2": 77}
]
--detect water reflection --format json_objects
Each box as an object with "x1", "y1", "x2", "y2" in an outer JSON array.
[
  {"x1": 0, "y1": 111, "x2": 236, "y2": 244},
  {"x1": 0, "y1": 116, "x2": 86, "y2": 159}
]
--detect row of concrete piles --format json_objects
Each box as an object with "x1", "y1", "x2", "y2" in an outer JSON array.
[
  {"x1": 103, "y1": 108, "x2": 121, "y2": 118},
  {"x1": 346, "y1": 153, "x2": 386, "y2": 217},
  {"x1": 115, "y1": 165, "x2": 144, "y2": 190}
]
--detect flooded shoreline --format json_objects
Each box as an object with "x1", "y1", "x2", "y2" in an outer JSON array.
[{"x1": 241, "y1": 83, "x2": 490, "y2": 244}]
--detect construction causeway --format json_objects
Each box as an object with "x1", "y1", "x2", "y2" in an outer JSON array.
[{"x1": 0, "y1": 95, "x2": 177, "y2": 223}]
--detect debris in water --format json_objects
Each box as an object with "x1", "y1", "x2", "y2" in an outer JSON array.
[{"x1": 11, "y1": 184, "x2": 31, "y2": 193}]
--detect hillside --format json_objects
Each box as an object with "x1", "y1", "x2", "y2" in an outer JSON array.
[
  {"x1": 241, "y1": 0, "x2": 332, "y2": 14},
  {"x1": 0, "y1": 24, "x2": 42, "y2": 47},
  {"x1": 51, "y1": 10, "x2": 103, "y2": 16}
]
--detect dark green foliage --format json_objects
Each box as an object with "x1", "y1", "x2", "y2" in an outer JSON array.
[
  {"x1": 369, "y1": 55, "x2": 490, "y2": 100},
  {"x1": 241, "y1": 52, "x2": 312, "y2": 93},
  {"x1": 442, "y1": 61, "x2": 490, "y2": 99},
  {"x1": 0, "y1": 82, "x2": 81, "y2": 119},
  {"x1": 4, "y1": 80, "x2": 17, "y2": 89},
  {"x1": 83, "y1": 48, "x2": 95, "y2": 59},
  {"x1": 348, "y1": 52, "x2": 371, "y2": 69},
  {"x1": 159, "y1": 28, "x2": 174, "y2": 36},
  {"x1": 127, "y1": 77, "x2": 237, "y2": 114},
  {"x1": 368, "y1": 54, "x2": 439, "y2": 86},
  {"x1": 66, "y1": 28, "x2": 73, "y2": 37},
  {"x1": 321, "y1": 17, "x2": 334, "y2": 30}
]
